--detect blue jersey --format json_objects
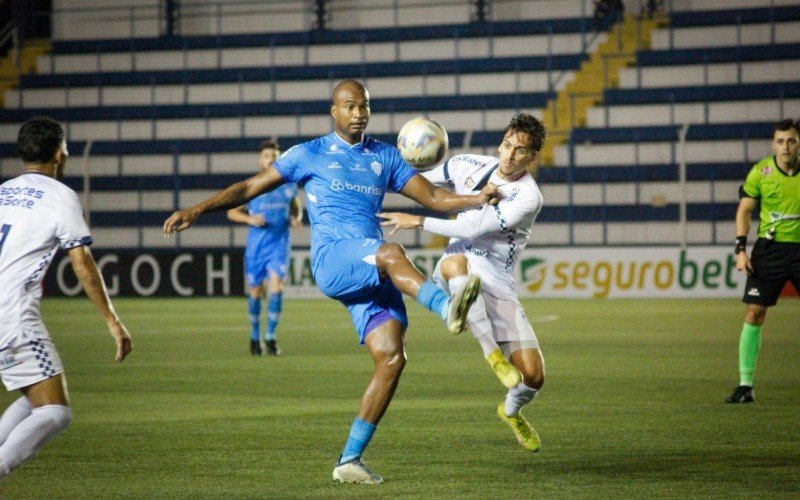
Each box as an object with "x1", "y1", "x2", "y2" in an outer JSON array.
[
  {"x1": 245, "y1": 183, "x2": 298, "y2": 253},
  {"x1": 273, "y1": 132, "x2": 416, "y2": 259}
]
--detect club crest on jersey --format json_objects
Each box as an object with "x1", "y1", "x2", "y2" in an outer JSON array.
[
  {"x1": 464, "y1": 176, "x2": 475, "y2": 189},
  {"x1": 761, "y1": 166, "x2": 772, "y2": 175},
  {"x1": 506, "y1": 187, "x2": 520, "y2": 202},
  {"x1": 370, "y1": 161, "x2": 383, "y2": 176}
]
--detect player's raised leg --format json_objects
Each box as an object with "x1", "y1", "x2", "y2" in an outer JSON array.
[
  {"x1": 333, "y1": 318, "x2": 406, "y2": 485},
  {"x1": 0, "y1": 375, "x2": 72, "y2": 479},
  {"x1": 376, "y1": 242, "x2": 480, "y2": 334},
  {"x1": 438, "y1": 255, "x2": 521, "y2": 387}
]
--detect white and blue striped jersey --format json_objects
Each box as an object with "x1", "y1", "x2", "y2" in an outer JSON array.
[
  {"x1": 0, "y1": 173, "x2": 92, "y2": 344},
  {"x1": 422, "y1": 154, "x2": 543, "y2": 299},
  {"x1": 273, "y1": 132, "x2": 415, "y2": 260}
]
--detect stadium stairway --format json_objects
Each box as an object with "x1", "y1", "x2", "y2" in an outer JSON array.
[{"x1": 540, "y1": 12, "x2": 665, "y2": 166}]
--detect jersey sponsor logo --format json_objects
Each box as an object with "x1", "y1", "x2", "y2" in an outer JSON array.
[
  {"x1": 327, "y1": 162, "x2": 343, "y2": 169},
  {"x1": 457, "y1": 155, "x2": 489, "y2": 167},
  {"x1": 330, "y1": 179, "x2": 382, "y2": 196},
  {"x1": 370, "y1": 161, "x2": 383, "y2": 176},
  {"x1": 329, "y1": 144, "x2": 340, "y2": 152},
  {"x1": 464, "y1": 176, "x2": 475, "y2": 189},
  {"x1": 349, "y1": 164, "x2": 367, "y2": 172}
]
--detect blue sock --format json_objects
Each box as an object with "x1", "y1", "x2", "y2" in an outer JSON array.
[
  {"x1": 265, "y1": 292, "x2": 282, "y2": 341},
  {"x1": 339, "y1": 418, "x2": 377, "y2": 464},
  {"x1": 248, "y1": 297, "x2": 261, "y2": 342},
  {"x1": 416, "y1": 281, "x2": 449, "y2": 321}
]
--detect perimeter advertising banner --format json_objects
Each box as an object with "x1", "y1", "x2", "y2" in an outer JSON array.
[{"x1": 42, "y1": 246, "x2": 750, "y2": 299}]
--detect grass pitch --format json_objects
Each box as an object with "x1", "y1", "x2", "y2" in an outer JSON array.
[{"x1": 1, "y1": 297, "x2": 798, "y2": 498}]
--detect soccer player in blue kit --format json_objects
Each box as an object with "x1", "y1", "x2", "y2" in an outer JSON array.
[
  {"x1": 227, "y1": 140, "x2": 302, "y2": 357},
  {"x1": 163, "y1": 79, "x2": 499, "y2": 485}
]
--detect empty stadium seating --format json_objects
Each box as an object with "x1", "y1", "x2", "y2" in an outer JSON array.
[{"x1": 1, "y1": 0, "x2": 796, "y2": 248}]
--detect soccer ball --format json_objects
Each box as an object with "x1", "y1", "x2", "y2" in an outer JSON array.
[{"x1": 396, "y1": 117, "x2": 449, "y2": 170}]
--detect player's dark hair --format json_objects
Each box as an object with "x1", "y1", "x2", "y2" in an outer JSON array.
[
  {"x1": 505, "y1": 114, "x2": 548, "y2": 152},
  {"x1": 260, "y1": 139, "x2": 280, "y2": 151},
  {"x1": 17, "y1": 117, "x2": 65, "y2": 164},
  {"x1": 774, "y1": 118, "x2": 800, "y2": 135}
]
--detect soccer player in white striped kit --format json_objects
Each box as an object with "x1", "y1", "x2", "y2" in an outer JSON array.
[
  {"x1": 0, "y1": 117, "x2": 132, "y2": 479},
  {"x1": 379, "y1": 113, "x2": 546, "y2": 451}
]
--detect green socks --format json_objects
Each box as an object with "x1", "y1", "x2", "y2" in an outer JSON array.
[{"x1": 738, "y1": 322, "x2": 762, "y2": 386}]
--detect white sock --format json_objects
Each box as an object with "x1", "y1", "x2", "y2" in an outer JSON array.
[
  {"x1": 448, "y1": 275, "x2": 497, "y2": 357},
  {"x1": 504, "y1": 383, "x2": 539, "y2": 417},
  {"x1": 0, "y1": 397, "x2": 32, "y2": 446},
  {"x1": 0, "y1": 404, "x2": 72, "y2": 479}
]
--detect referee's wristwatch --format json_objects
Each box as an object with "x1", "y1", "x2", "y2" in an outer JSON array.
[{"x1": 734, "y1": 236, "x2": 747, "y2": 254}]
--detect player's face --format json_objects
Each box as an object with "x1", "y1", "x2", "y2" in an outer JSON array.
[
  {"x1": 259, "y1": 147, "x2": 279, "y2": 171},
  {"x1": 498, "y1": 130, "x2": 537, "y2": 179},
  {"x1": 331, "y1": 85, "x2": 370, "y2": 144},
  {"x1": 772, "y1": 128, "x2": 800, "y2": 169}
]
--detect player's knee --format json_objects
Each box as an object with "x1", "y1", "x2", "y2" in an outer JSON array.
[
  {"x1": 439, "y1": 255, "x2": 469, "y2": 279},
  {"x1": 377, "y1": 242, "x2": 408, "y2": 265},
  {"x1": 33, "y1": 404, "x2": 73, "y2": 432},
  {"x1": 524, "y1": 373, "x2": 544, "y2": 390},
  {"x1": 376, "y1": 348, "x2": 406, "y2": 376},
  {"x1": 744, "y1": 305, "x2": 767, "y2": 325}
]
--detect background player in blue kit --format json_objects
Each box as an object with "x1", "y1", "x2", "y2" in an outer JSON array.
[
  {"x1": 227, "y1": 140, "x2": 302, "y2": 357},
  {"x1": 163, "y1": 79, "x2": 499, "y2": 485}
]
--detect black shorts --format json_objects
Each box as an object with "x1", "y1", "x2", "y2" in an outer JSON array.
[{"x1": 742, "y1": 238, "x2": 800, "y2": 306}]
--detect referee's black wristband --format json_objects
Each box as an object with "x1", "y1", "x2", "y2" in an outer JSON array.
[{"x1": 734, "y1": 236, "x2": 747, "y2": 254}]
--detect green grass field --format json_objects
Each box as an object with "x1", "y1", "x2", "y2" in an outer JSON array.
[{"x1": 1, "y1": 297, "x2": 798, "y2": 498}]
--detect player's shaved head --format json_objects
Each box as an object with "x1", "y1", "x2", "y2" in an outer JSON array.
[{"x1": 332, "y1": 79, "x2": 368, "y2": 103}]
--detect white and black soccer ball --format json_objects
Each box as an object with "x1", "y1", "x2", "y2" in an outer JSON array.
[{"x1": 396, "y1": 117, "x2": 449, "y2": 170}]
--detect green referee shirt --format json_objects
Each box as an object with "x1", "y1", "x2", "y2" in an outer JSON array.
[{"x1": 741, "y1": 155, "x2": 800, "y2": 243}]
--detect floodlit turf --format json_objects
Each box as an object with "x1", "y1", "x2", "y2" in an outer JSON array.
[{"x1": 1, "y1": 297, "x2": 798, "y2": 498}]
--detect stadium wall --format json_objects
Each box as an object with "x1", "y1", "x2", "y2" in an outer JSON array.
[{"x1": 43, "y1": 246, "x2": 754, "y2": 299}]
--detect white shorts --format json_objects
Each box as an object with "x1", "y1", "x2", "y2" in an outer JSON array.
[
  {"x1": 0, "y1": 329, "x2": 64, "y2": 392},
  {"x1": 432, "y1": 257, "x2": 539, "y2": 350}
]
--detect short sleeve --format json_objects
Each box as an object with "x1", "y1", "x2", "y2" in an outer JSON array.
[
  {"x1": 742, "y1": 165, "x2": 761, "y2": 199},
  {"x1": 56, "y1": 190, "x2": 92, "y2": 249},
  {"x1": 273, "y1": 144, "x2": 307, "y2": 185},
  {"x1": 387, "y1": 147, "x2": 416, "y2": 193}
]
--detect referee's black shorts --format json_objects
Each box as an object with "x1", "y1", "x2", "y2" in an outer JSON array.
[{"x1": 742, "y1": 238, "x2": 800, "y2": 306}]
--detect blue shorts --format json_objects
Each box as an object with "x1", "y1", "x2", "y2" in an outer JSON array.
[
  {"x1": 313, "y1": 238, "x2": 408, "y2": 343},
  {"x1": 245, "y1": 238, "x2": 289, "y2": 287}
]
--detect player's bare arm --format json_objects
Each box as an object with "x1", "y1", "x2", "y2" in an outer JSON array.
[
  {"x1": 164, "y1": 166, "x2": 284, "y2": 236},
  {"x1": 227, "y1": 206, "x2": 267, "y2": 227},
  {"x1": 290, "y1": 195, "x2": 303, "y2": 228},
  {"x1": 735, "y1": 197, "x2": 757, "y2": 274},
  {"x1": 68, "y1": 245, "x2": 132, "y2": 363},
  {"x1": 399, "y1": 175, "x2": 500, "y2": 212}
]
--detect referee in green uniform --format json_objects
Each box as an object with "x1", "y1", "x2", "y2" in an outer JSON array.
[{"x1": 727, "y1": 118, "x2": 800, "y2": 403}]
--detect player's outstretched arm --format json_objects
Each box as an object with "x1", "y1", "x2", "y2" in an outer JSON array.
[
  {"x1": 163, "y1": 166, "x2": 284, "y2": 236},
  {"x1": 68, "y1": 245, "x2": 132, "y2": 363},
  {"x1": 399, "y1": 175, "x2": 499, "y2": 213},
  {"x1": 735, "y1": 197, "x2": 757, "y2": 274}
]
